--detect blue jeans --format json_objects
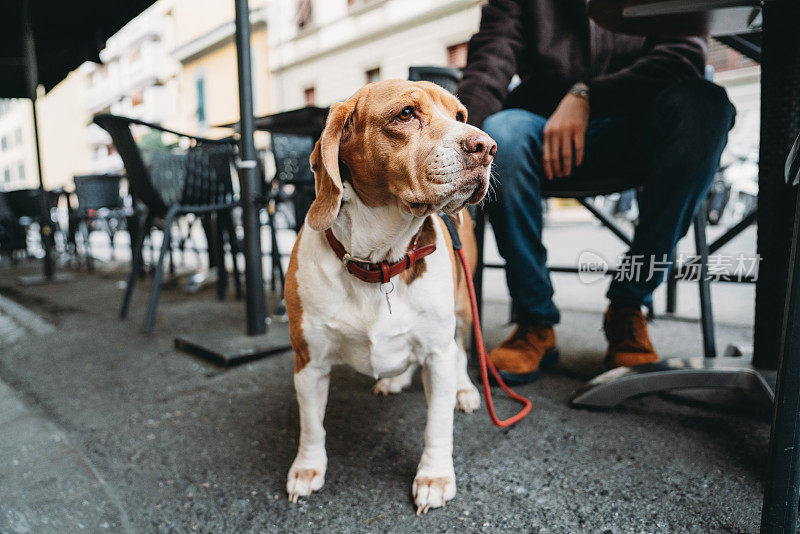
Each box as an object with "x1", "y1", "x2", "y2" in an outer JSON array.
[{"x1": 481, "y1": 79, "x2": 736, "y2": 326}]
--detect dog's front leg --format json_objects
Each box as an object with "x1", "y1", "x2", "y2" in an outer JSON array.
[
  {"x1": 413, "y1": 341, "x2": 458, "y2": 514},
  {"x1": 287, "y1": 364, "x2": 330, "y2": 502}
]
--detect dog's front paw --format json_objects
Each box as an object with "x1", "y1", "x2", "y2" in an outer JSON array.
[
  {"x1": 372, "y1": 375, "x2": 411, "y2": 396},
  {"x1": 286, "y1": 462, "x2": 325, "y2": 503},
  {"x1": 456, "y1": 385, "x2": 481, "y2": 413},
  {"x1": 412, "y1": 470, "x2": 456, "y2": 514}
]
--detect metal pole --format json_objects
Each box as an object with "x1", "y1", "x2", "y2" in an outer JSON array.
[
  {"x1": 22, "y1": 0, "x2": 54, "y2": 280},
  {"x1": 760, "y1": 1, "x2": 800, "y2": 526},
  {"x1": 233, "y1": 0, "x2": 267, "y2": 335},
  {"x1": 761, "y1": 186, "x2": 800, "y2": 533},
  {"x1": 754, "y1": 0, "x2": 800, "y2": 370}
]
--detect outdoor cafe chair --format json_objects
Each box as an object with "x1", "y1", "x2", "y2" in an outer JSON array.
[
  {"x1": 72, "y1": 173, "x2": 131, "y2": 271},
  {"x1": 93, "y1": 114, "x2": 242, "y2": 333},
  {"x1": 408, "y1": 65, "x2": 462, "y2": 94},
  {"x1": 262, "y1": 133, "x2": 316, "y2": 294},
  {"x1": 473, "y1": 179, "x2": 718, "y2": 359},
  {"x1": 0, "y1": 188, "x2": 61, "y2": 263},
  {"x1": 0, "y1": 192, "x2": 27, "y2": 262}
]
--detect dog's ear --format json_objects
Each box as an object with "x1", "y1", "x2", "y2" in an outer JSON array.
[{"x1": 307, "y1": 101, "x2": 355, "y2": 231}]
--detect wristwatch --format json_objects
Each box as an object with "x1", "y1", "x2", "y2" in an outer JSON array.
[{"x1": 569, "y1": 82, "x2": 590, "y2": 101}]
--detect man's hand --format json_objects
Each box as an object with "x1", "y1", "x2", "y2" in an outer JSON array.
[{"x1": 543, "y1": 93, "x2": 590, "y2": 179}]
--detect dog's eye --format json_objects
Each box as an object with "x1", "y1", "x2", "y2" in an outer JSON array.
[
  {"x1": 456, "y1": 111, "x2": 465, "y2": 122},
  {"x1": 397, "y1": 106, "x2": 415, "y2": 121}
]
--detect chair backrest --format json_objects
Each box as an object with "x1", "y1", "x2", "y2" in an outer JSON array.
[
  {"x1": 272, "y1": 134, "x2": 314, "y2": 185},
  {"x1": 181, "y1": 143, "x2": 235, "y2": 206},
  {"x1": 4, "y1": 189, "x2": 58, "y2": 219},
  {"x1": 0, "y1": 192, "x2": 26, "y2": 254},
  {"x1": 94, "y1": 114, "x2": 236, "y2": 216},
  {"x1": 408, "y1": 66, "x2": 462, "y2": 94},
  {"x1": 0, "y1": 192, "x2": 13, "y2": 221},
  {"x1": 73, "y1": 174, "x2": 124, "y2": 212},
  {"x1": 94, "y1": 114, "x2": 169, "y2": 217}
]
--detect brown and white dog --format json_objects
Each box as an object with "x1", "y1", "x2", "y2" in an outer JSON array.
[{"x1": 284, "y1": 79, "x2": 496, "y2": 512}]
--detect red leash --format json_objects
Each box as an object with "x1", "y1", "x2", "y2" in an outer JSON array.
[{"x1": 456, "y1": 247, "x2": 532, "y2": 427}]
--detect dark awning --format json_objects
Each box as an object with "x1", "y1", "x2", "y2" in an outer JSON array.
[{"x1": 0, "y1": 0, "x2": 158, "y2": 97}]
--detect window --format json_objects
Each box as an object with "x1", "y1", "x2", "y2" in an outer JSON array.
[
  {"x1": 447, "y1": 42, "x2": 469, "y2": 69},
  {"x1": 3, "y1": 168, "x2": 9, "y2": 183},
  {"x1": 14, "y1": 128, "x2": 21, "y2": 146},
  {"x1": 304, "y1": 87, "x2": 316, "y2": 107},
  {"x1": 17, "y1": 163, "x2": 25, "y2": 180},
  {"x1": 707, "y1": 38, "x2": 758, "y2": 73},
  {"x1": 195, "y1": 76, "x2": 206, "y2": 124},
  {"x1": 1, "y1": 136, "x2": 7, "y2": 152},
  {"x1": 365, "y1": 67, "x2": 381, "y2": 84}
]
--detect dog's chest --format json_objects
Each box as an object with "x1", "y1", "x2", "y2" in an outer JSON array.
[
  {"x1": 324, "y1": 286, "x2": 446, "y2": 379},
  {"x1": 296, "y1": 224, "x2": 456, "y2": 378}
]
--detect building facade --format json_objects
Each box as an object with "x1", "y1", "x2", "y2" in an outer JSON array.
[
  {"x1": 0, "y1": 99, "x2": 38, "y2": 191},
  {"x1": 170, "y1": 0, "x2": 271, "y2": 138},
  {"x1": 82, "y1": 0, "x2": 181, "y2": 172},
  {"x1": 267, "y1": 0, "x2": 483, "y2": 111}
]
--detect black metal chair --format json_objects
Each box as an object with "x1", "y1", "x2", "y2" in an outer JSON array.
[
  {"x1": 408, "y1": 65, "x2": 462, "y2": 94},
  {"x1": 73, "y1": 173, "x2": 130, "y2": 270},
  {"x1": 271, "y1": 133, "x2": 314, "y2": 234},
  {"x1": 94, "y1": 114, "x2": 242, "y2": 333},
  {"x1": 261, "y1": 133, "x2": 316, "y2": 295},
  {"x1": 474, "y1": 177, "x2": 717, "y2": 359},
  {"x1": 0, "y1": 192, "x2": 27, "y2": 262},
  {"x1": 2, "y1": 188, "x2": 60, "y2": 261}
]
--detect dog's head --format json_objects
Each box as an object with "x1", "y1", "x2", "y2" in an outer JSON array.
[{"x1": 306, "y1": 79, "x2": 496, "y2": 231}]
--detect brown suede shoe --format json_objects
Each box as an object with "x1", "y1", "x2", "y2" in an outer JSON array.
[
  {"x1": 603, "y1": 306, "x2": 659, "y2": 368},
  {"x1": 489, "y1": 324, "x2": 559, "y2": 385}
]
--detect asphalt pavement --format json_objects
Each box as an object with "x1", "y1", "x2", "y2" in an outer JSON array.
[{"x1": 0, "y1": 219, "x2": 770, "y2": 533}]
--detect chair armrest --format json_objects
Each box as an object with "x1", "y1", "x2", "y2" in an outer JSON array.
[{"x1": 93, "y1": 114, "x2": 236, "y2": 146}]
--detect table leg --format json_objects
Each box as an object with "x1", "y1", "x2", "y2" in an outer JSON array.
[
  {"x1": 754, "y1": 0, "x2": 800, "y2": 370},
  {"x1": 759, "y1": 0, "x2": 800, "y2": 530},
  {"x1": 760, "y1": 188, "x2": 800, "y2": 532}
]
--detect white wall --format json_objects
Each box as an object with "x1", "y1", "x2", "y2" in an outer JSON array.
[
  {"x1": 0, "y1": 99, "x2": 39, "y2": 191},
  {"x1": 715, "y1": 67, "x2": 760, "y2": 155},
  {"x1": 269, "y1": 0, "x2": 482, "y2": 110}
]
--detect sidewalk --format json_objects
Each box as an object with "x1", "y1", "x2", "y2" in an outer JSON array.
[
  {"x1": 0, "y1": 255, "x2": 769, "y2": 533},
  {"x1": 0, "y1": 296, "x2": 129, "y2": 533}
]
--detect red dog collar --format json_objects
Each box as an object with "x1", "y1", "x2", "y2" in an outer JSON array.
[{"x1": 324, "y1": 227, "x2": 436, "y2": 284}]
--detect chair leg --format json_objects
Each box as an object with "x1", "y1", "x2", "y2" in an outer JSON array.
[
  {"x1": 214, "y1": 213, "x2": 228, "y2": 301},
  {"x1": 225, "y1": 210, "x2": 243, "y2": 300},
  {"x1": 168, "y1": 240, "x2": 175, "y2": 278},
  {"x1": 666, "y1": 256, "x2": 678, "y2": 314},
  {"x1": 144, "y1": 210, "x2": 177, "y2": 333},
  {"x1": 121, "y1": 212, "x2": 149, "y2": 319},
  {"x1": 693, "y1": 203, "x2": 717, "y2": 358},
  {"x1": 80, "y1": 220, "x2": 94, "y2": 272},
  {"x1": 108, "y1": 223, "x2": 117, "y2": 263},
  {"x1": 269, "y1": 211, "x2": 285, "y2": 292}
]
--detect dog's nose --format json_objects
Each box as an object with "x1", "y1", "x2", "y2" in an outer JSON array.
[{"x1": 461, "y1": 132, "x2": 497, "y2": 166}]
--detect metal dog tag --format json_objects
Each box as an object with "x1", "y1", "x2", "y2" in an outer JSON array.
[{"x1": 380, "y1": 281, "x2": 394, "y2": 316}]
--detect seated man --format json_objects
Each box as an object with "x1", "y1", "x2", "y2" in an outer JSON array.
[{"x1": 457, "y1": 0, "x2": 736, "y2": 384}]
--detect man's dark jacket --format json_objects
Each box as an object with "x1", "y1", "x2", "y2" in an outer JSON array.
[{"x1": 456, "y1": 0, "x2": 708, "y2": 127}]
